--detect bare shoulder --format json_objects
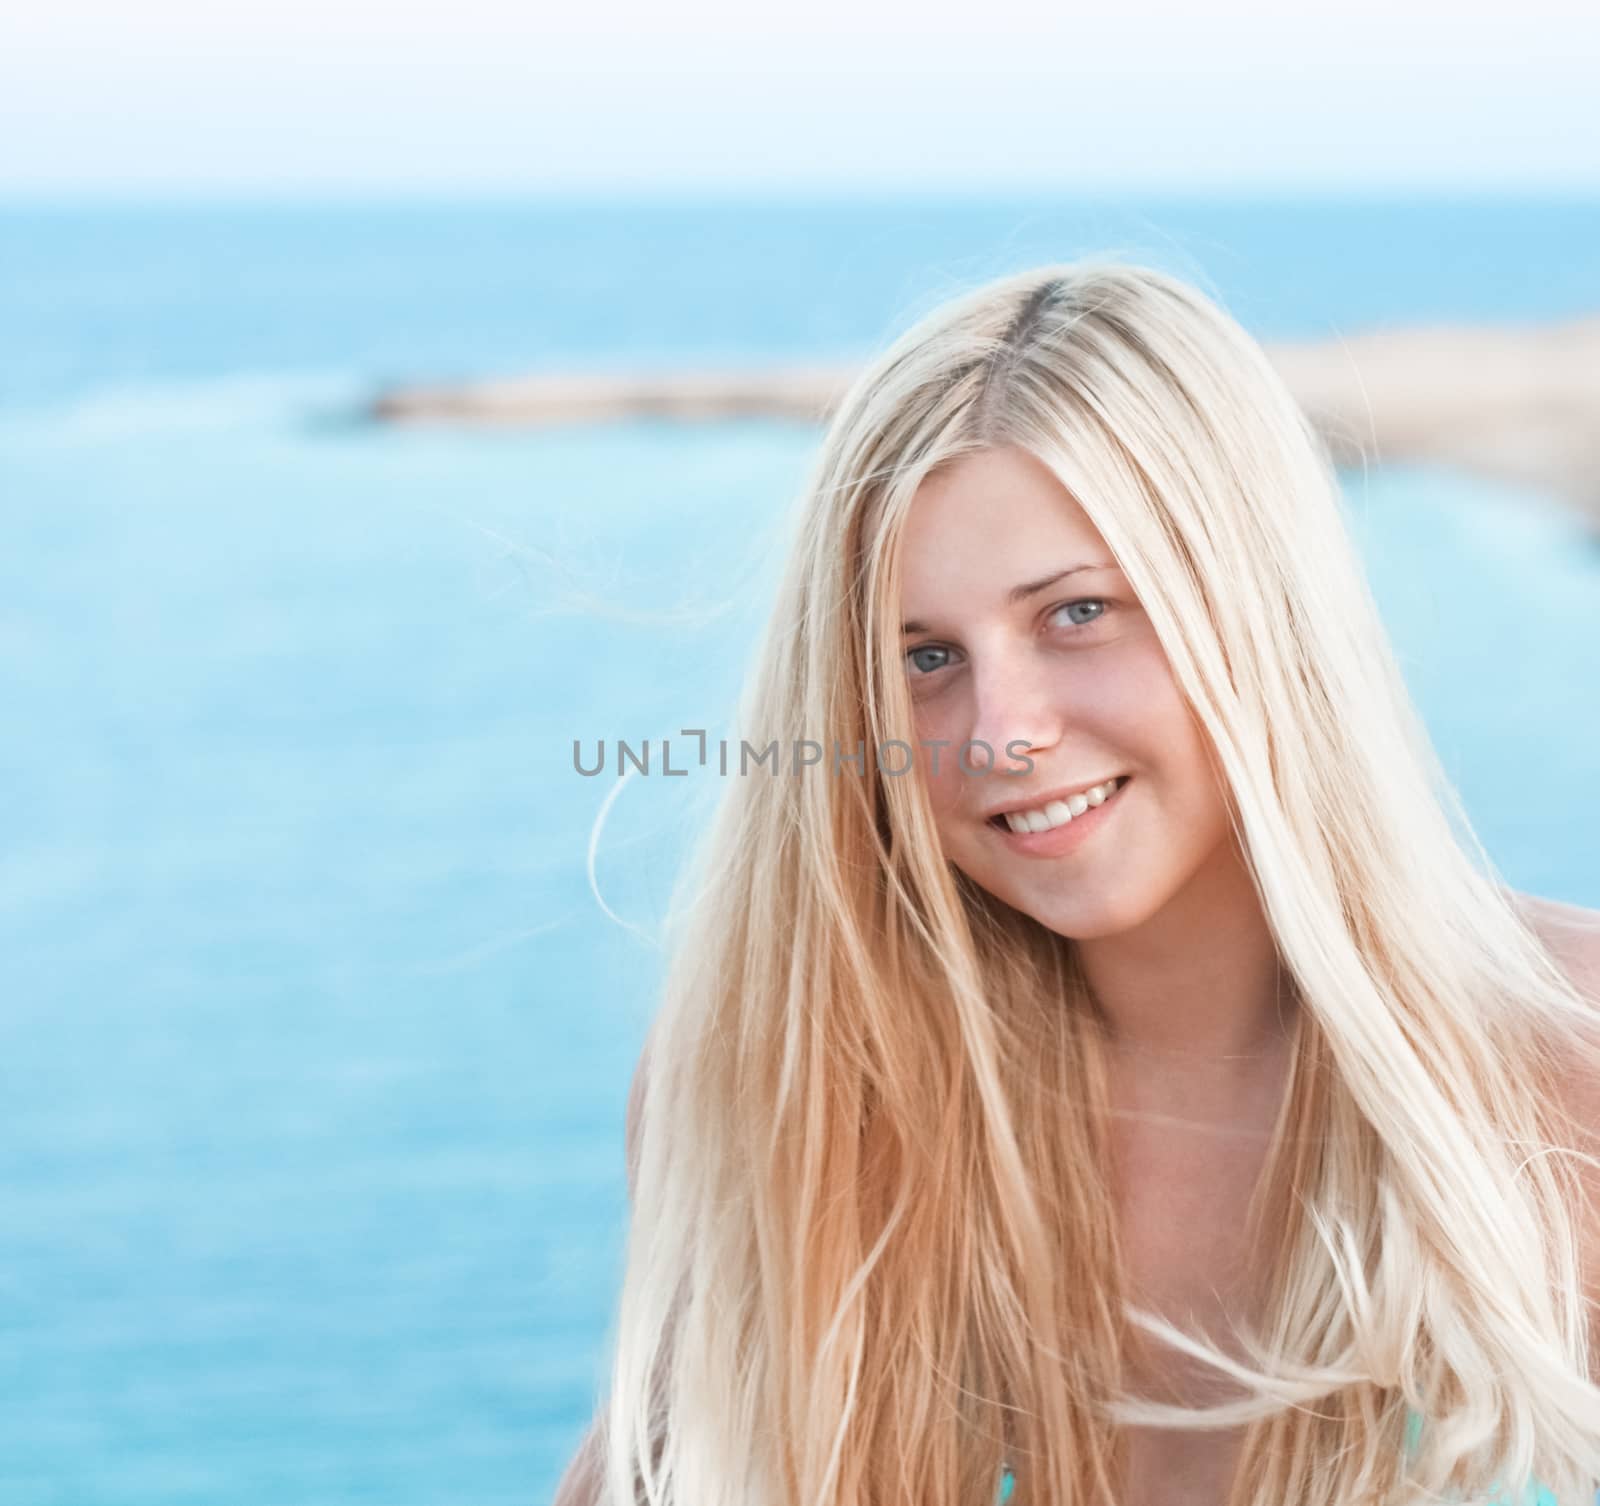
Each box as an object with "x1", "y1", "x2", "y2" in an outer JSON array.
[
  {"x1": 1510, "y1": 890, "x2": 1600, "y2": 1112},
  {"x1": 1513, "y1": 889, "x2": 1600, "y2": 1009},
  {"x1": 1511, "y1": 891, "x2": 1600, "y2": 1353}
]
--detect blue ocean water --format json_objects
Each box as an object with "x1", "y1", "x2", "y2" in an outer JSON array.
[{"x1": 0, "y1": 199, "x2": 1596, "y2": 1505}]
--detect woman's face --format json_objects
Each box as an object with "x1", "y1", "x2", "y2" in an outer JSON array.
[{"x1": 895, "y1": 445, "x2": 1237, "y2": 941}]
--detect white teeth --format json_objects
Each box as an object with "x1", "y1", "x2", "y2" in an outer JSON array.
[{"x1": 1001, "y1": 778, "x2": 1124, "y2": 835}]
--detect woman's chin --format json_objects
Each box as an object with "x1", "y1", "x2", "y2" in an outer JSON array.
[
  {"x1": 959, "y1": 868, "x2": 1145, "y2": 942},
  {"x1": 1029, "y1": 899, "x2": 1142, "y2": 942}
]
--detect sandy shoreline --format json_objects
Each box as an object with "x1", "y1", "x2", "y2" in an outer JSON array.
[{"x1": 370, "y1": 318, "x2": 1600, "y2": 534}]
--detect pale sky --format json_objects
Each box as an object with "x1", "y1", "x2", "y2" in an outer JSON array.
[{"x1": 4, "y1": 0, "x2": 1599, "y2": 196}]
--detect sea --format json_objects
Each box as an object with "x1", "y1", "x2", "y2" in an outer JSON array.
[{"x1": 1, "y1": 196, "x2": 1597, "y2": 1505}]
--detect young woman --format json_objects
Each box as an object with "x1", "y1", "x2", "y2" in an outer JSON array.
[{"x1": 555, "y1": 260, "x2": 1600, "y2": 1505}]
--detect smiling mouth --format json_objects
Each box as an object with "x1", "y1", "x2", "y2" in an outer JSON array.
[{"x1": 985, "y1": 775, "x2": 1131, "y2": 834}]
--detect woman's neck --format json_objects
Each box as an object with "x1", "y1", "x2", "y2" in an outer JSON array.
[{"x1": 1076, "y1": 836, "x2": 1297, "y2": 1072}]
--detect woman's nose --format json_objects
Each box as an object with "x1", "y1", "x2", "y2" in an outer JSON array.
[{"x1": 968, "y1": 653, "x2": 1064, "y2": 762}]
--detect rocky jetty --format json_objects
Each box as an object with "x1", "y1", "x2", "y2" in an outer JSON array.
[{"x1": 370, "y1": 318, "x2": 1600, "y2": 532}]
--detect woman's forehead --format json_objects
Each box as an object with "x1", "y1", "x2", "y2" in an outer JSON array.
[{"x1": 899, "y1": 451, "x2": 1111, "y2": 603}]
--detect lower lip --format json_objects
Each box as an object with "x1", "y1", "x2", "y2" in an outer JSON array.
[{"x1": 986, "y1": 777, "x2": 1131, "y2": 858}]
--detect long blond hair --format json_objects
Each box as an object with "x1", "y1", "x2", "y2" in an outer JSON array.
[{"x1": 599, "y1": 258, "x2": 1600, "y2": 1505}]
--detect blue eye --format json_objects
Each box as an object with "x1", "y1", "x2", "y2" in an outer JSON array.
[
  {"x1": 1051, "y1": 598, "x2": 1107, "y2": 628},
  {"x1": 906, "y1": 600, "x2": 1108, "y2": 680},
  {"x1": 906, "y1": 644, "x2": 954, "y2": 676}
]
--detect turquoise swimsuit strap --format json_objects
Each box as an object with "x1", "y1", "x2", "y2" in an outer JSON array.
[
  {"x1": 1407, "y1": 1410, "x2": 1566, "y2": 1506},
  {"x1": 998, "y1": 1419, "x2": 1581, "y2": 1506}
]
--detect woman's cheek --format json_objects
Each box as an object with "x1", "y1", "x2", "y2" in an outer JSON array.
[
  {"x1": 909, "y1": 701, "x2": 968, "y2": 821},
  {"x1": 1083, "y1": 640, "x2": 1184, "y2": 757}
]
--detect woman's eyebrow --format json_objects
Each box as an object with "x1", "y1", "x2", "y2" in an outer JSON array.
[
  {"x1": 1004, "y1": 561, "x2": 1111, "y2": 605},
  {"x1": 901, "y1": 561, "x2": 1113, "y2": 635}
]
